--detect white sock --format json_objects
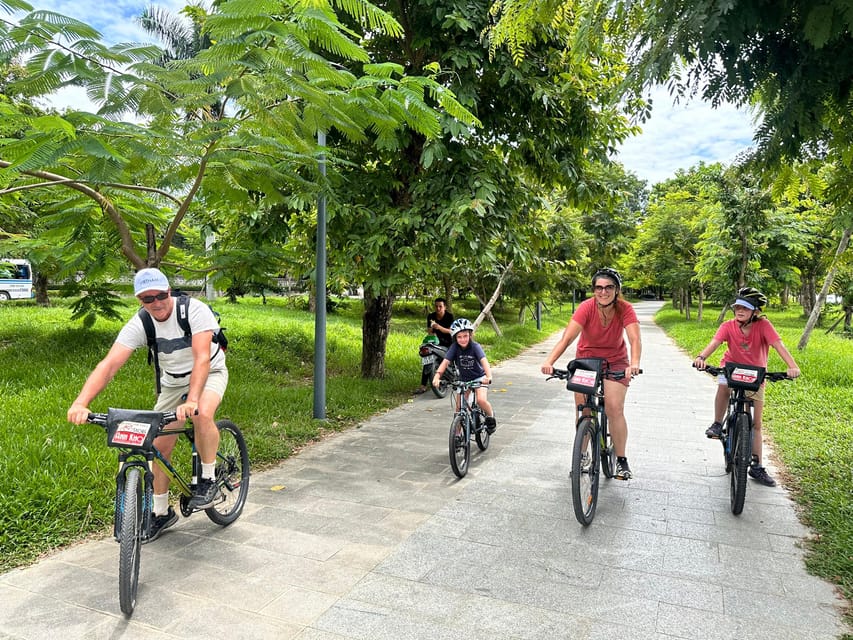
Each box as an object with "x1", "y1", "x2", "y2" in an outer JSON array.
[
  {"x1": 201, "y1": 462, "x2": 216, "y2": 480},
  {"x1": 153, "y1": 493, "x2": 169, "y2": 516}
]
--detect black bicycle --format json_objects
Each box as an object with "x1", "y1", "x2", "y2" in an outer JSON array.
[
  {"x1": 84, "y1": 409, "x2": 250, "y2": 615},
  {"x1": 695, "y1": 363, "x2": 790, "y2": 514},
  {"x1": 448, "y1": 380, "x2": 491, "y2": 478},
  {"x1": 547, "y1": 358, "x2": 635, "y2": 526}
]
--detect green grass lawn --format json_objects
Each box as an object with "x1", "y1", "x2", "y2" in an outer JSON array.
[
  {"x1": 656, "y1": 304, "x2": 853, "y2": 614},
  {"x1": 0, "y1": 293, "x2": 565, "y2": 572}
]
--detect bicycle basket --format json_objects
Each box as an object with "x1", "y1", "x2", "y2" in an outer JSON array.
[
  {"x1": 105, "y1": 408, "x2": 162, "y2": 450},
  {"x1": 565, "y1": 358, "x2": 605, "y2": 394},
  {"x1": 724, "y1": 362, "x2": 766, "y2": 391}
]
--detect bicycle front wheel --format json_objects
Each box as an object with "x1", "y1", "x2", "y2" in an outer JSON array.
[
  {"x1": 571, "y1": 417, "x2": 600, "y2": 526},
  {"x1": 118, "y1": 467, "x2": 142, "y2": 616},
  {"x1": 449, "y1": 414, "x2": 470, "y2": 478},
  {"x1": 205, "y1": 420, "x2": 251, "y2": 526},
  {"x1": 475, "y1": 411, "x2": 490, "y2": 451},
  {"x1": 600, "y1": 419, "x2": 615, "y2": 479},
  {"x1": 730, "y1": 413, "x2": 751, "y2": 515}
]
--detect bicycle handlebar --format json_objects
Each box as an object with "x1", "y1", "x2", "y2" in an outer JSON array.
[
  {"x1": 692, "y1": 363, "x2": 791, "y2": 382},
  {"x1": 86, "y1": 411, "x2": 180, "y2": 428},
  {"x1": 450, "y1": 380, "x2": 488, "y2": 390},
  {"x1": 545, "y1": 368, "x2": 642, "y2": 382}
]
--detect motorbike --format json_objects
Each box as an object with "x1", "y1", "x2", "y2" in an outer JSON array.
[{"x1": 418, "y1": 336, "x2": 458, "y2": 398}]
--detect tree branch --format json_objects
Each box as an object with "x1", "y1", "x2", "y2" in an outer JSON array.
[{"x1": 0, "y1": 159, "x2": 145, "y2": 268}]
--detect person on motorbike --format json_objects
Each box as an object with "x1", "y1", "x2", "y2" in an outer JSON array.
[{"x1": 416, "y1": 298, "x2": 454, "y2": 394}]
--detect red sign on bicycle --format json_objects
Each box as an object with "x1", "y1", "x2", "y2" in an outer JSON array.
[
  {"x1": 730, "y1": 367, "x2": 759, "y2": 384},
  {"x1": 110, "y1": 420, "x2": 153, "y2": 447},
  {"x1": 570, "y1": 369, "x2": 598, "y2": 388}
]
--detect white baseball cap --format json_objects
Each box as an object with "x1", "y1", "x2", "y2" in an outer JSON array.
[{"x1": 133, "y1": 268, "x2": 170, "y2": 295}]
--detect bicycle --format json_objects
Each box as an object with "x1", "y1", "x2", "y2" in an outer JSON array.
[
  {"x1": 447, "y1": 380, "x2": 491, "y2": 478},
  {"x1": 84, "y1": 408, "x2": 250, "y2": 615},
  {"x1": 546, "y1": 358, "x2": 637, "y2": 526},
  {"x1": 694, "y1": 362, "x2": 790, "y2": 514}
]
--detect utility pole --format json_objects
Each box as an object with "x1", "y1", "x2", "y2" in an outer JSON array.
[{"x1": 313, "y1": 131, "x2": 327, "y2": 419}]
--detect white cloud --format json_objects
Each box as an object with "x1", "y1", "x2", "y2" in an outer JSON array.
[
  {"x1": 615, "y1": 86, "x2": 757, "y2": 186},
  {"x1": 27, "y1": 0, "x2": 188, "y2": 44}
]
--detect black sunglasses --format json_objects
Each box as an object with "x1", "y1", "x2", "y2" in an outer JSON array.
[{"x1": 138, "y1": 291, "x2": 170, "y2": 304}]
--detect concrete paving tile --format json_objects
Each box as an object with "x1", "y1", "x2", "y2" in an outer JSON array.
[
  {"x1": 723, "y1": 584, "x2": 847, "y2": 635},
  {"x1": 259, "y1": 584, "x2": 340, "y2": 626}
]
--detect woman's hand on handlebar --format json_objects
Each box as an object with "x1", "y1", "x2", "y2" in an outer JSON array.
[{"x1": 541, "y1": 363, "x2": 554, "y2": 375}]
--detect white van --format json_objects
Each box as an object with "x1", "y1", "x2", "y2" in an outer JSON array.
[{"x1": 0, "y1": 259, "x2": 35, "y2": 300}]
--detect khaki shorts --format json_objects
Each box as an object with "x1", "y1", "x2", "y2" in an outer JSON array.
[
  {"x1": 154, "y1": 368, "x2": 228, "y2": 411},
  {"x1": 717, "y1": 375, "x2": 765, "y2": 403}
]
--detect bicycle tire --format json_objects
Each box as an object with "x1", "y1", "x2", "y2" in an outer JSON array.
[
  {"x1": 730, "y1": 413, "x2": 751, "y2": 514},
  {"x1": 475, "y1": 411, "x2": 490, "y2": 451},
  {"x1": 428, "y1": 360, "x2": 450, "y2": 398},
  {"x1": 205, "y1": 420, "x2": 251, "y2": 526},
  {"x1": 600, "y1": 419, "x2": 615, "y2": 479},
  {"x1": 449, "y1": 414, "x2": 470, "y2": 478},
  {"x1": 118, "y1": 467, "x2": 142, "y2": 616},
  {"x1": 571, "y1": 417, "x2": 600, "y2": 526}
]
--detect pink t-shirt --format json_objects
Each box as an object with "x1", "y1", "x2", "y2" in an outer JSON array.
[
  {"x1": 572, "y1": 298, "x2": 638, "y2": 367},
  {"x1": 713, "y1": 318, "x2": 781, "y2": 367}
]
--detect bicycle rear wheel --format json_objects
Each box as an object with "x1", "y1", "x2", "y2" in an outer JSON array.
[
  {"x1": 449, "y1": 414, "x2": 470, "y2": 478},
  {"x1": 730, "y1": 413, "x2": 751, "y2": 514},
  {"x1": 118, "y1": 467, "x2": 142, "y2": 616},
  {"x1": 205, "y1": 420, "x2": 251, "y2": 526},
  {"x1": 571, "y1": 417, "x2": 600, "y2": 526}
]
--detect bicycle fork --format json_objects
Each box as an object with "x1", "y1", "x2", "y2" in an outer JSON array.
[{"x1": 114, "y1": 454, "x2": 154, "y2": 542}]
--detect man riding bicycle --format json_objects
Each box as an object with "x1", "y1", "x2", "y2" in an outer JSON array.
[{"x1": 67, "y1": 268, "x2": 228, "y2": 541}]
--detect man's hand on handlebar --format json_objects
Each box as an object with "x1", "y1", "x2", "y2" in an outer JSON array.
[
  {"x1": 176, "y1": 401, "x2": 199, "y2": 421},
  {"x1": 67, "y1": 403, "x2": 90, "y2": 425}
]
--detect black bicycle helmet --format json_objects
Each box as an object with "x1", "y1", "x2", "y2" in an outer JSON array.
[
  {"x1": 592, "y1": 267, "x2": 622, "y2": 290},
  {"x1": 450, "y1": 318, "x2": 475, "y2": 338},
  {"x1": 735, "y1": 286, "x2": 768, "y2": 310}
]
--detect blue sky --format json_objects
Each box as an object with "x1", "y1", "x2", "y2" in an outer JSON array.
[{"x1": 20, "y1": 1, "x2": 757, "y2": 187}]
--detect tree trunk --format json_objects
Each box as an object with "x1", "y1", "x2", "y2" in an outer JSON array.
[
  {"x1": 35, "y1": 272, "x2": 49, "y2": 306},
  {"x1": 697, "y1": 284, "x2": 704, "y2": 322},
  {"x1": 361, "y1": 289, "x2": 395, "y2": 378},
  {"x1": 472, "y1": 261, "x2": 513, "y2": 335},
  {"x1": 798, "y1": 227, "x2": 853, "y2": 350}
]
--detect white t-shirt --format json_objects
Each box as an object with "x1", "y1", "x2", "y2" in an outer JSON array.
[{"x1": 116, "y1": 297, "x2": 226, "y2": 388}]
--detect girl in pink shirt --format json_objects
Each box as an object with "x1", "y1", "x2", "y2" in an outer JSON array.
[{"x1": 693, "y1": 287, "x2": 801, "y2": 486}]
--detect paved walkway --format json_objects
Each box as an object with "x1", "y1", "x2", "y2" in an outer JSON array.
[{"x1": 1, "y1": 301, "x2": 849, "y2": 639}]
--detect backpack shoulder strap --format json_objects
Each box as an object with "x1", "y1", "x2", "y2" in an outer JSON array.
[
  {"x1": 137, "y1": 307, "x2": 161, "y2": 394},
  {"x1": 176, "y1": 295, "x2": 192, "y2": 340}
]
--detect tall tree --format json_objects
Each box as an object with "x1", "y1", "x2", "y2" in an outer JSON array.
[{"x1": 327, "y1": 0, "x2": 641, "y2": 377}]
